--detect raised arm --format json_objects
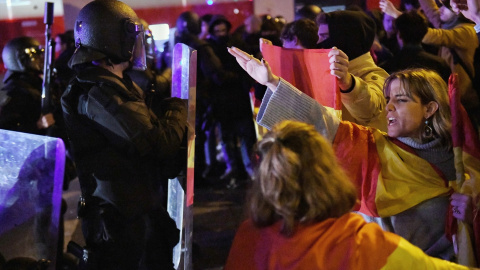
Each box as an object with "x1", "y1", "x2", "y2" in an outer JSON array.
[
  {"x1": 418, "y1": 0, "x2": 443, "y2": 28},
  {"x1": 227, "y1": 46, "x2": 279, "y2": 90},
  {"x1": 379, "y1": 0, "x2": 403, "y2": 18},
  {"x1": 452, "y1": 0, "x2": 480, "y2": 25},
  {"x1": 227, "y1": 46, "x2": 340, "y2": 142}
]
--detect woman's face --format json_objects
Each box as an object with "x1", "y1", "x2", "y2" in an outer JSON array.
[{"x1": 385, "y1": 79, "x2": 431, "y2": 139}]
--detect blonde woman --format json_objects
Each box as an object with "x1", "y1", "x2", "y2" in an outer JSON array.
[
  {"x1": 228, "y1": 45, "x2": 480, "y2": 265},
  {"x1": 225, "y1": 120, "x2": 472, "y2": 269}
]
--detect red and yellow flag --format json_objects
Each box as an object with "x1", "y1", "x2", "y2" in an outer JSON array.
[
  {"x1": 260, "y1": 43, "x2": 341, "y2": 110},
  {"x1": 447, "y1": 74, "x2": 480, "y2": 266},
  {"x1": 225, "y1": 213, "x2": 470, "y2": 269},
  {"x1": 333, "y1": 122, "x2": 451, "y2": 218}
]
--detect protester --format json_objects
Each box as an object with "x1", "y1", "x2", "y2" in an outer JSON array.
[
  {"x1": 228, "y1": 46, "x2": 480, "y2": 265},
  {"x1": 225, "y1": 120, "x2": 473, "y2": 270},
  {"x1": 381, "y1": 11, "x2": 451, "y2": 82}
]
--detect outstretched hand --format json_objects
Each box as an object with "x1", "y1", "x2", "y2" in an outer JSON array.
[{"x1": 227, "y1": 46, "x2": 280, "y2": 90}]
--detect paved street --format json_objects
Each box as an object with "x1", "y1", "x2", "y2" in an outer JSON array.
[{"x1": 63, "y1": 178, "x2": 248, "y2": 270}]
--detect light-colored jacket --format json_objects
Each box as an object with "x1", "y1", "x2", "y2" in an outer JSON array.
[
  {"x1": 342, "y1": 52, "x2": 389, "y2": 131},
  {"x1": 420, "y1": 0, "x2": 479, "y2": 110}
]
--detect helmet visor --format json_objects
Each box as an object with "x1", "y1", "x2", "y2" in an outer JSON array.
[
  {"x1": 131, "y1": 24, "x2": 147, "y2": 71},
  {"x1": 23, "y1": 46, "x2": 45, "y2": 72},
  {"x1": 144, "y1": 29, "x2": 156, "y2": 66}
]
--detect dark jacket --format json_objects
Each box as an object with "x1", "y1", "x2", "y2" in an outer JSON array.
[
  {"x1": 207, "y1": 35, "x2": 254, "y2": 121},
  {"x1": 381, "y1": 44, "x2": 452, "y2": 82},
  {"x1": 61, "y1": 66, "x2": 187, "y2": 217},
  {"x1": 55, "y1": 46, "x2": 76, "y2": 94},
  {"x1": 0, "y1": 71, "x2": 44, "y2": 134}
]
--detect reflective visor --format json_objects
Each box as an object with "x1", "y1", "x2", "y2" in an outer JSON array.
[
  {"x1": 24, "y1": 46, "x2": 44, "y2": 60},
  {"x1": 131, "y1": 23, "x2": 147, "y2": 71}
]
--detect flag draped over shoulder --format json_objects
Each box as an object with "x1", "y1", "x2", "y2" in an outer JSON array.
[
  {"x1": 447, "y1": 74, "x2": 480, "y2": 266},
  {"x1": 331, "y1": 74, "x2": 480, "y2": 267},
  {"x1": 260, "y1": 43, "x2": 341, "y2": 110},
  {"x1": 225, "y1": 213, "x2": 470, "y2": 270},
  {"x1": 332, "y1": 122, "x2": 451, "y2": 218},
  {"x1": 225, "y1": 214, "x2": 401, "y2": 270}
]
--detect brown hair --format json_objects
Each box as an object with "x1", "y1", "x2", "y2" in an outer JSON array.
[
  {"x1": 280, "y1": 18, "x2": 319, "y2": 49},
  {"x1": 384, "y1": 68, "x2": 452, "y2": 147},
  {"x1": 248, "y1": 120, "x2": 357, "y2": 236}
]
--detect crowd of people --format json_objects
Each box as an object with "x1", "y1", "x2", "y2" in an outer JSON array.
[{"x1": 0, "y1": 0, "x2": 480, "y2": 269}]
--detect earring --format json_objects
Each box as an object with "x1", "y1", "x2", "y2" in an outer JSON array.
[{"x1": 424, "y1": 119, "x2": 433, "y2": 139}]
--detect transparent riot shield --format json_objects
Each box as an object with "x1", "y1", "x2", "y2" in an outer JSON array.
[
  {"x1": 167, "y1": 43, "x2": 196, "y2": 270},
  {"x1": 0, "y1": 129, "x2": 65, "y2": 270}
]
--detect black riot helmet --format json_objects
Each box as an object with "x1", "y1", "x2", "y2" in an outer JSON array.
[
  {"x1": 2, "y1": 36, "x2": 44, "y2": 73},
  {"x1": 68, "y1": 0, "x2": 146, "y2": 70}
]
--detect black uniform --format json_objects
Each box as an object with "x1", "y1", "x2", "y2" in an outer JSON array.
[
  {"x1": 62, "y1": 66, "x2": 186, "y2": 269},
  {"x1": 0, "y1": 71, "x2": 44, "y2": 134}
]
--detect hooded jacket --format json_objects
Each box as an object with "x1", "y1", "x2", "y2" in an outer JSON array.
[
  {"x1": 318, "y1": 10, "x2": 376, "y2": 60},
  {"x1": 317, "y1": 10, "x2": 388, "y2": 131}
]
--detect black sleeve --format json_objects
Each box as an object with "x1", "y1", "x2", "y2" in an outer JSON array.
[
  {"x1": 197, "y1": 44, "x2": 238, "y2": 86},
  {"x1": 0, "y1": 89, "x2": 41, "y2": 134},
  {"x1": 81, "y1": 85, "x2": 187, "y2": 161}
]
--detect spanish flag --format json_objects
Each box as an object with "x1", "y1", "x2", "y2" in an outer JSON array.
[
  {"x1": 331, "y1": 74, "x2": 480, "y2": 266},
  {"x1": 333, "y1": 122, "x2": 452, "y2": 218},
  {"x1": 447, "y1": 74, "x2": 480, "y2": 266},
  {"x1": 225, "y1": 213, "x2": 470, "y2": 269}
]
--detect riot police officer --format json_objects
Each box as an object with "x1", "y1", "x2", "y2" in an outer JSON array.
[
  {"x1": 61, "y1": 1, "x2": 187, "y2": 269},
  {"x1": 0, "y1": 36, "x2": 55, "y2": 133}
]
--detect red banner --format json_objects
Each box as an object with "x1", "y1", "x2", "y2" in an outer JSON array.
[{"x1": 261, "y1": 43, "x2": 341, "y2": 110}]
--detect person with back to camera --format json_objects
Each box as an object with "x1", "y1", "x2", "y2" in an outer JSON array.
[
  {"x1": 382, "y1": 0, "x2": 480, "y2": 130},
  {"x1": 61, "y1": 1, "x2": 188, "y2": 269},
  {"x1": 228, "y1": 45, "x2": 480, "y2": 265},
  {"x1": 381, "y1": 11, "x2": 452, "y2": 82},
  {"x1": 279, "y1": 18, "x2": 318, "y2": 49},
  {"x1": 225, "y1": 120, "x2": 475, "y2": 270}
]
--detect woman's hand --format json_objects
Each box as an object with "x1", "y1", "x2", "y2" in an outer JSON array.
[
  {"x1": 228, "y1": 46, "x2": 280, "y2": 90},
  {"x1": 328, "y1": 47, "x2": 353, "y2": 91},
  {"x1": 451, "y1": 192, "x2": 474, "y2": 224},
  {"x1": 379, "y1": 0, "x2": 402, "y2": 18}
]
